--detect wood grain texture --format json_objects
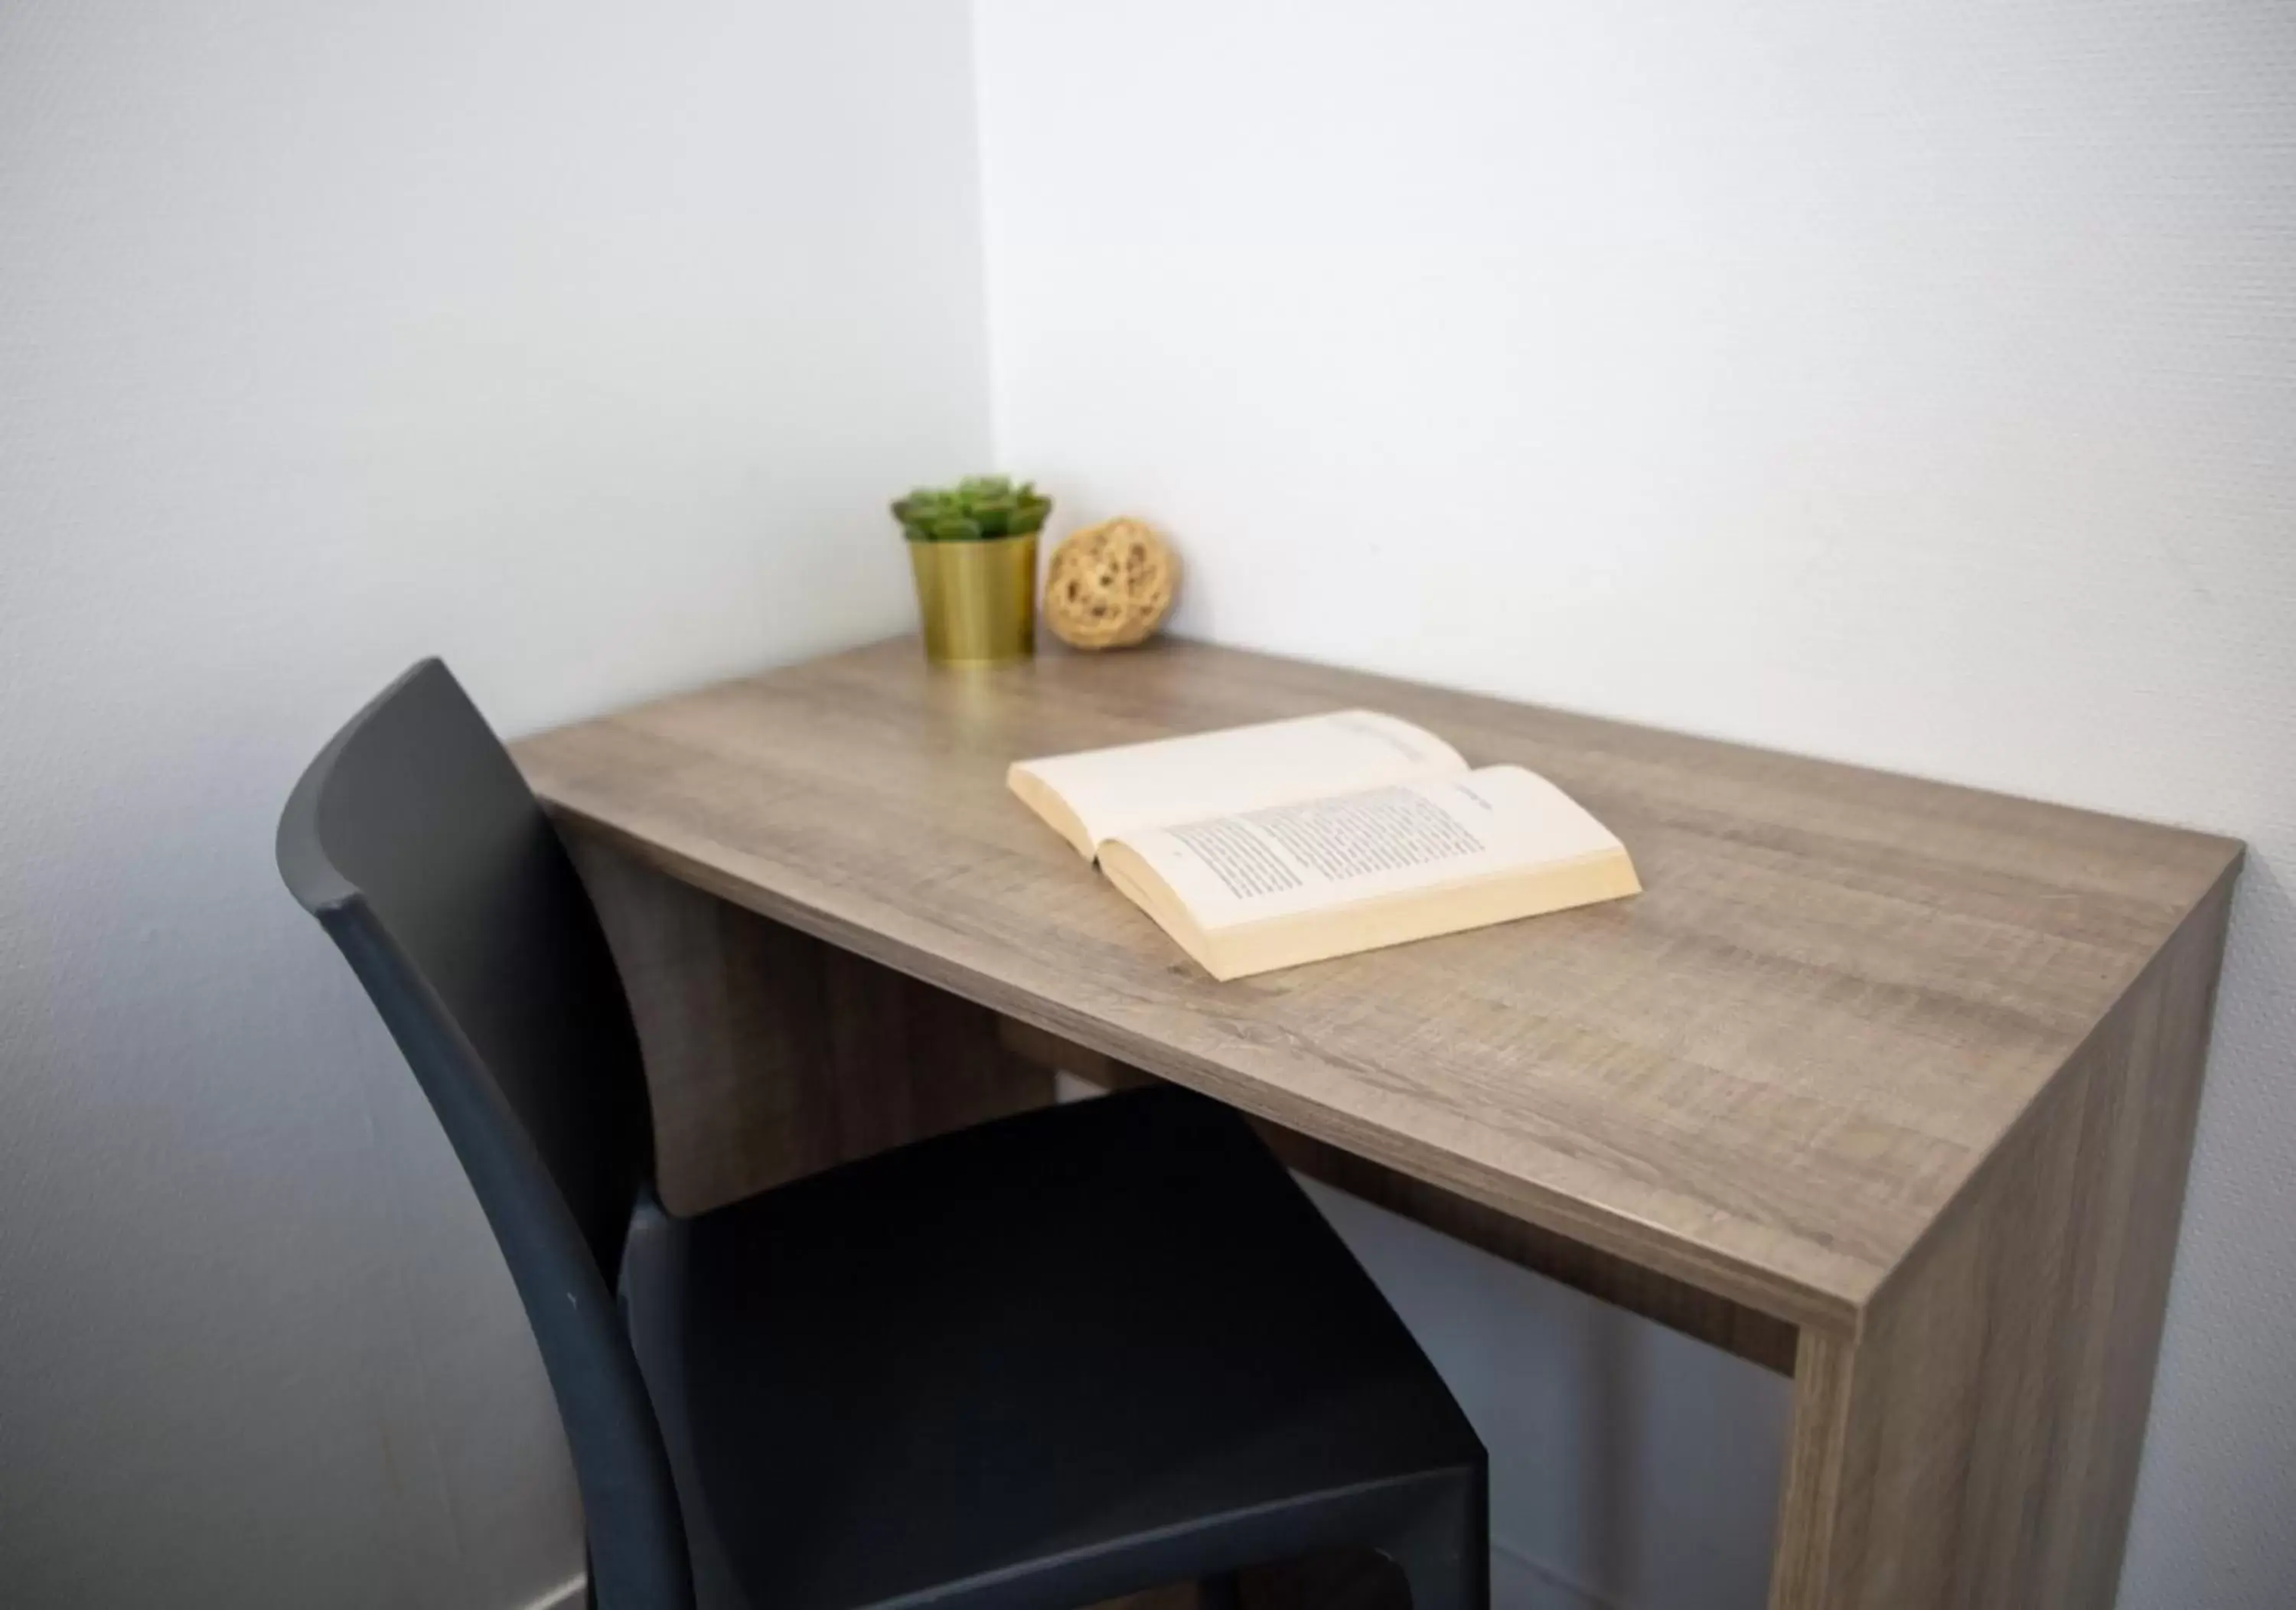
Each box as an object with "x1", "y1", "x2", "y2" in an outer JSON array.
[
  {"x1": 517, "y1": 635, "x2": 2240, "y2": 1330},
  {"x1": 1007, "y1": 1019, "x2": 1799, "y2": 1374},
  {"x1": 1766, "y1": 867, "x2": 2237, "y2": 1608},
  {"x1": 567, "y1": 834, "x2": 1051, "y2": 1216},
  {"x1": 531, "y1": 637, "x2": 2243, "y2": 1610}
]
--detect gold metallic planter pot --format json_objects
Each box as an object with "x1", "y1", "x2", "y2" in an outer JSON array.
[{"x1": 907, "y1": 533, "x2": 1037, "y2": 665}]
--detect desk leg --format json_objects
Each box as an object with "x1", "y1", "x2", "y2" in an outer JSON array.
[{"x1": 1769, "y1": 878, "x2": 2232, "y2": 1608}]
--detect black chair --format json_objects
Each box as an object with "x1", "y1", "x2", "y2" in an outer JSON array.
[{"x1": 277, "y1": 660, "x2": 1486, "y2": 1610}]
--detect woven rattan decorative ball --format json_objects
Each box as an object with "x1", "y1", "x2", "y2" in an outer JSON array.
[{"x1": 1042, "y1": 518, "x2": 1179, "y2": 650}]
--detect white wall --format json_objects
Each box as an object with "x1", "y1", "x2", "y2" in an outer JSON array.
[
  {"x1": 9, "y1": 4, "x2": 2289, "y2": 1606},
  {"x1": 0, "y1": 4, "x2": 988, "y2": 1605},
  {"x1": 1303, "y1": 1181, "x2": 1791, "y2": 1610},
  {"x1": 975, "y1": 3, "x2": 2296, "y2": 1606}
]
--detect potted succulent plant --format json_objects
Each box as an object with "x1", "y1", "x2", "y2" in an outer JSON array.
[{"x1": 893, "y1": 475, "x2": 1052, "y2": 665}]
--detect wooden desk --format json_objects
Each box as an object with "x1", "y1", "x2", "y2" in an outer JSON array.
[{"x1": 516, "y1": 637, "x2": 2239, "y2": 1610}]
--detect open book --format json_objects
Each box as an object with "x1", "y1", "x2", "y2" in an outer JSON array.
[{"x1": 1009, "y1": 712, "x2": 1639, "y2": 980}]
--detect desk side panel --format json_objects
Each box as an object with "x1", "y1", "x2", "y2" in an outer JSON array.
[
  {"x1": 1769, "y1": 865, "x2": 2236, "y2": 1609},
  {"x1": 565, "y1": 835, "x2": 1052, "y2": 1214}
]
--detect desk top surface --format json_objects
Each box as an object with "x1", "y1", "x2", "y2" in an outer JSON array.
[{"x1": 515, "y1": 636, "x2": 2239, "y2": 1327}]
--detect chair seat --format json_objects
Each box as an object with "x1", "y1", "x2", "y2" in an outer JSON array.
[{"x1": 626, "y1": 1085, "x2": 1481, "y2": 1610}]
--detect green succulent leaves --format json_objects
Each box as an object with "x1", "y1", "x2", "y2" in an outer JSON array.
[{"x1": 892, "y1": 474, "x2": 1052, "y2": 541}]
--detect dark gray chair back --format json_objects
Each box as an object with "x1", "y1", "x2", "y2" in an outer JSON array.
[{"x1": 277, "y1": 660, "x2": 690, "y2": 1610}]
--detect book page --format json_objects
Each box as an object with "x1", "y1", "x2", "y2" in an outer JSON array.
[
  {"x1": 1009, "y1": 710, "x2": 1466, "y2": 856},
  {"x1": 1107, "y1": 766, "x2": 1624, "y2": 931}
]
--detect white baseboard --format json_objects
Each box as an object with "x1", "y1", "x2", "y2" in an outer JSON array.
[{"x1": 511, "y1": 1571, "x2": 586, "y2": 1610}]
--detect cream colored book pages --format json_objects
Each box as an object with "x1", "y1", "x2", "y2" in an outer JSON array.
[
  {"x1": 1006, "y1": 710, "x2": 1466, "y2": 859},
  {"x1": 1107, "y1": 766, "x2": 1628, "y2": 932}
]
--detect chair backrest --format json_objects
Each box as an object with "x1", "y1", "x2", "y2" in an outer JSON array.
[{"x1": 276, "y1": 660, "x2": 691, "y2": 1610}]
